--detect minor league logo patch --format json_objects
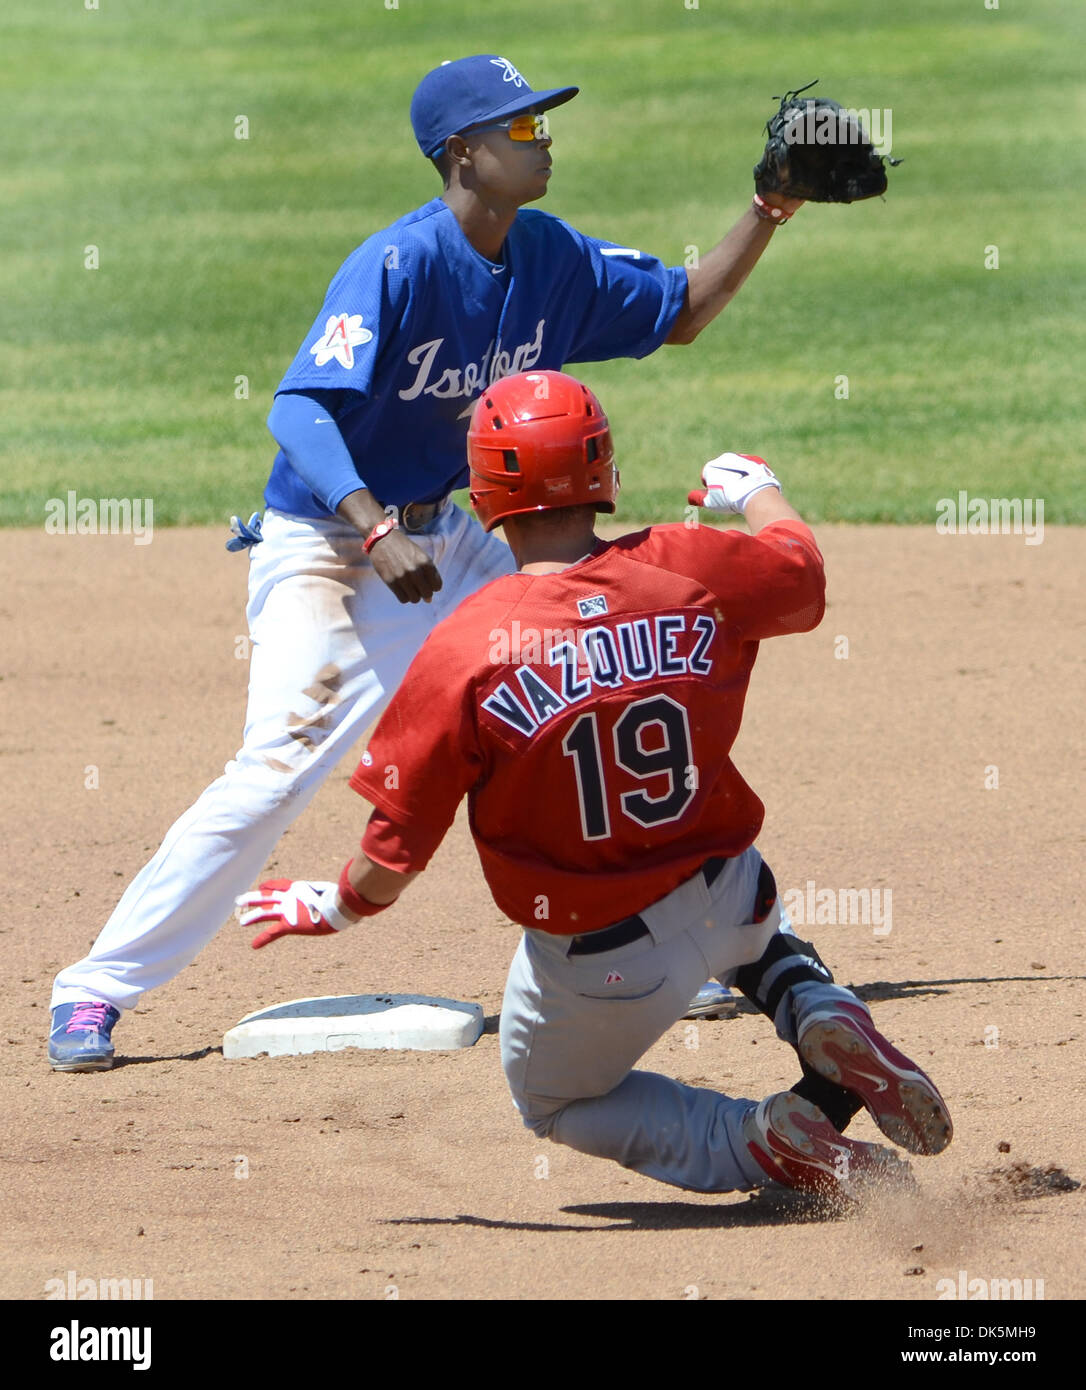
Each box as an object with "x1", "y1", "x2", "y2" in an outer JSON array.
[
  {"x1": 490, "y1": 57, "x2": 526, "y2": 88},
  {"x1": 310, "y1": 313, "x2": 374, "y2": 369},
  {"x1": 578, "y1": 595, "x2": 608, "y2": 618}
]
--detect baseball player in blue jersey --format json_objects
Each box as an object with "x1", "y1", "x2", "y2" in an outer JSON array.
[{"x1": 50, "y1": 53, "x2": 806, "y2": 1070}]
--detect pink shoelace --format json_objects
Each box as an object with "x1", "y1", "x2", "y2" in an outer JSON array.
[{"x1": 67, "y1": 1001, "x2": 111, "y2": 1034}]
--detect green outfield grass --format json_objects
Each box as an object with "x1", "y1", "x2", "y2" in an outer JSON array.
[{"x1": 4, "y1": 0, "x2": 1083, "y2": 526}]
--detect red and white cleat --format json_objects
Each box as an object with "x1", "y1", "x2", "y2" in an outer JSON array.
[
  {"x1": 744, "y1": 1091, "x2": 911, "y2": 1196},
  {"x1": 797, "y1": 1002, "x2": 953, "y2": 1156}
]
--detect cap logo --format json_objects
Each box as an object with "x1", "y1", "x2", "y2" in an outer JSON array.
[{"x1": 490, "y1": 57, "x2": 526, "y2": 88}]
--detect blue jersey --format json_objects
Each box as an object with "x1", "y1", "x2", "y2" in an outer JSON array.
[{"x1": 265, "y1": 197, "x2": 687, "y2": 517}]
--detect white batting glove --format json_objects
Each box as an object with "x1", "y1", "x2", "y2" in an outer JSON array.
[
  {"x1": 235, "y1": 878, "x2": 354, "y2": 949},
  {"x1": 687, "y1": 453, "x2": 782, "y2": 515}
]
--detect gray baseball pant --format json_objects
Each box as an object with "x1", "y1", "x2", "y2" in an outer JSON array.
[{"x1": 499, "y1": 846, "x2": 859, "y2": 1193}]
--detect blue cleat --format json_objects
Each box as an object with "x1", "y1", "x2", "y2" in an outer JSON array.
[
  {"x1": 683, "y1": 980, "x2": 734, "y2": 1020},
  {"x1": 49, "y1": 1001, "x2": 121, "y2": 1072}
]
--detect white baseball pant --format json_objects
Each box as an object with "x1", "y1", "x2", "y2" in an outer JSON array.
[{"x1": 52, "y1": 503, "x2": 515, "y2": 1011}]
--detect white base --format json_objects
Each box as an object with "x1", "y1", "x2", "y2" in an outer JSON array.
[{"x1": 223, "y1": 992, "x2": 484, "y2": 1059}]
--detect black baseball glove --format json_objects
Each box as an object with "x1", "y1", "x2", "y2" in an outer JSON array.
[{"x1": 753, "y1": 80, "x2": 901, "y2": 204}]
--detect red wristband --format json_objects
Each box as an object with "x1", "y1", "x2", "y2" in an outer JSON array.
[
  {"x1": 363, "y1": 516, "x2": 398, "y2": 554},
  {"x1": 752, "y1": 193, "x2": 792, "y2": 225},
  {"x1": 337, "y1": 859, "x2": 393, "y2": 918}
]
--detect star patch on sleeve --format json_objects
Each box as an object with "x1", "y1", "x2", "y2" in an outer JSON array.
[{"x1": 309, "y1": 313, "x2": 374, "y2": 369}]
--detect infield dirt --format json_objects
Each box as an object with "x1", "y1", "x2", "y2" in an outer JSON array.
[{"x1": 2, "y1": 523, "x2": 1082, "y2": 1301}]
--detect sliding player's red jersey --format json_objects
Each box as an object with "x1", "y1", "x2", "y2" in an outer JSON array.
[{"x1": 350, "y1": 519, "x2": 824, "y2": 934}]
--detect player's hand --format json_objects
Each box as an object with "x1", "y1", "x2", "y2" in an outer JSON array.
[
  {"x1": 235, "y1": 878, "x2": 341, "y2": 949},
  {"x1": 225, "y1": 511, "x2": 264, "y2": 552},
  {"x1": 688, "y1": 453, "x2": 782, "y2": 516},
  {"x1": 368, "y1": 529, "x2": 444, "y2": 605}
]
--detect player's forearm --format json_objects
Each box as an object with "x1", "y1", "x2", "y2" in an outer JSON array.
[
  {"x1": 667, "y1": 195, "x2": 803, "y2": 345},
  {"x1": 743, "y1": 487, "x2": 807, "y2": 535},
  {"x1": 267, "y1": 391, "x2": 368, "y2": 516},
  {"x1": 336, "y1": 486, "x2": 395, "y2": 535},
  {"x1": 337, "y1": 853, "x2": 418, "y2": 921},
  {"x1": 668, "y1": 209, "x2": 774, "y2": 344},
  {"x1": 267, "y1": 395, "x2": 393, "y2": 538}
]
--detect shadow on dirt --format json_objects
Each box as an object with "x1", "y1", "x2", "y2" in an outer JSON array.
[
  {"x1": 386, "y1": 1190, "x2": 842, "y2": 1233},
  {"x1": 110, "y1": 1046, "x2": 221, "y2": 1069},
  {"x1": 112, "y1": 972, "x2": 1084, "y2": 1061}
]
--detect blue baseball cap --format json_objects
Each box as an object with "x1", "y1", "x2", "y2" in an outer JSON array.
[{"x1": 411, "y1": 55, "x2": 578, "y2": 158}]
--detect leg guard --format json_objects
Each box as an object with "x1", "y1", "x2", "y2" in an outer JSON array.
[{"x1": 734, "y1": 922, "x2": 863, "y2": 1134}]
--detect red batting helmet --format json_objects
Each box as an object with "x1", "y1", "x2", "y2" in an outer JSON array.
[{"x1": 468, "y1": 370, "x2": 617, "y2": 532}]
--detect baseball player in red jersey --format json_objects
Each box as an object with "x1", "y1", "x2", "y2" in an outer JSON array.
[
  {"x1": 237, "y1": 371, "x2": 952, "y2": 1197},
  {"x1": 49, "y1": 53, "x2": 801, "y2": 1068}
]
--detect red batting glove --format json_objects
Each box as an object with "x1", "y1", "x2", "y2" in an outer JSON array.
[{"x1": 235, "y1": 878, "x2": 341, "y2": 950}]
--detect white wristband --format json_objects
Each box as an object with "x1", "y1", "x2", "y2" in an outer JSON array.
[{"x1": 316, "y1": 887, "x2": 357, "y2": 932}]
